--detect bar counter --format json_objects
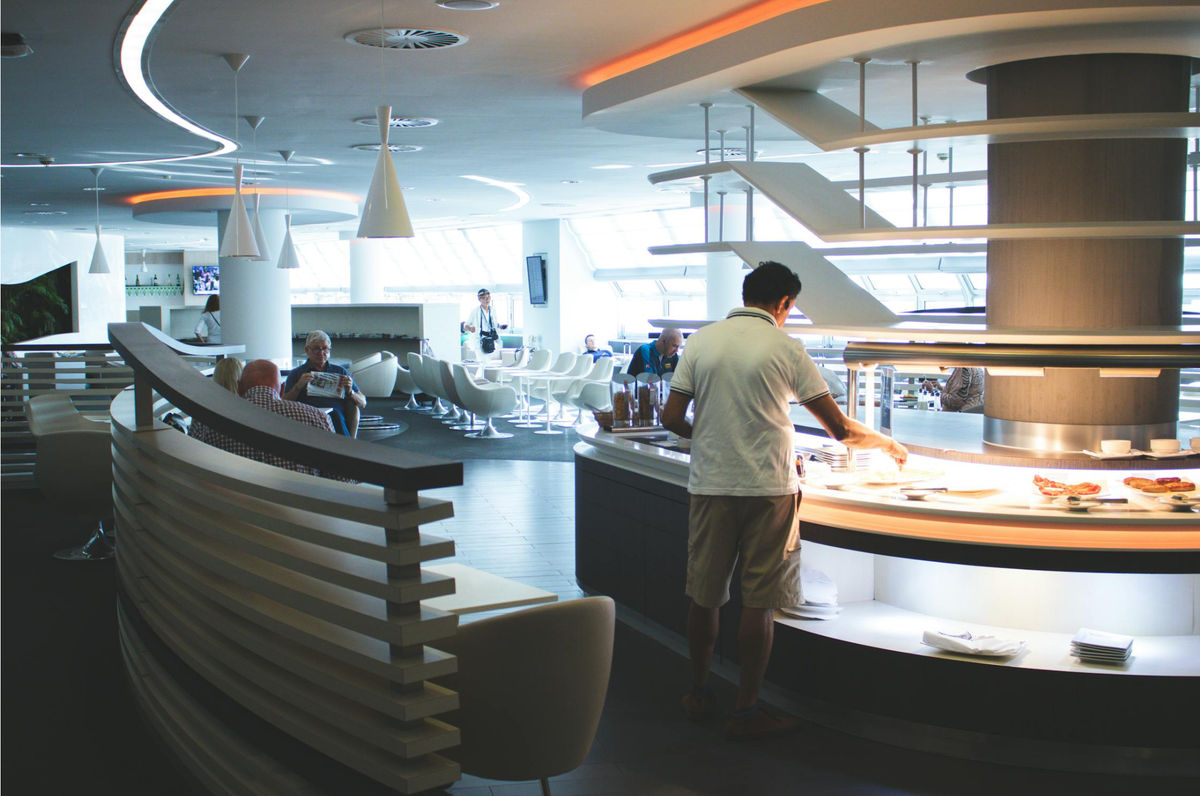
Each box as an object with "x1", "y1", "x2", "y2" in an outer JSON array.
[{"x1": 573, "y1": 425, "x2": 1200, "y2": 775}]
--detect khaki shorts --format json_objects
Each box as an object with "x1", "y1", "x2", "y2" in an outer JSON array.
[{"x1": 685, "y1": 493, "x2": 802, "y2": 610}]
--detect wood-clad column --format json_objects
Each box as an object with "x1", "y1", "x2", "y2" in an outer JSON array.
[{"x1": 979, "y1": 54, "x2": 1189, "y2": 452}]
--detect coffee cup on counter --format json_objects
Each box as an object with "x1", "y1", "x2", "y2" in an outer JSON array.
[
  {"x1": 1149, "y1": 438, "x2": 1180, "y2": 454},
  {"x1": 1099, "y1": 439, "x2": 1131, "y2": 455}
]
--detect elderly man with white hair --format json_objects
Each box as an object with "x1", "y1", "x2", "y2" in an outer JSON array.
[{"x1": 283, "y1": 329, "x2": 366, "y2": 437}]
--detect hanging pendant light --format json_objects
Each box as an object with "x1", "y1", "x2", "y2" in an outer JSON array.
[
  {"x1": 218, "y1": 53, "x2": 259, "y2": 259},
  {"x1": 220, "y1": 163, "x2": 259, "y2": 258},
  {"x1": 87, "y1": 167, "x2": 110, "y2": 274},
  {"x1": 357, "y1": 0, "x2": 413, "y2": 238},
  {"x1": 276, "y1": 150, "x2": 301, "y2": 269},
  {"x1": 244, "y1": 114, "x2": 271, "y2": 261},
  {"x1": 357, "y1": 104, "x2": 413, "y2": 237}
]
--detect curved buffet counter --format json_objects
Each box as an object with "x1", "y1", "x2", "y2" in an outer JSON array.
[{"x1": 573, "y1": 426, "x2": 1200, "y2": 775}]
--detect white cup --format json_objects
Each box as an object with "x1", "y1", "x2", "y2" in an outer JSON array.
[
  {"x1": 1149, "y1": 438, "x2": 1180, "y2": 454},
  {"x1": 1099, "y1": 439, "x2": 1131, "y2": 455},
  {"x1": 1191, "y1": 437, "x2": 1200, "y2": 452}
]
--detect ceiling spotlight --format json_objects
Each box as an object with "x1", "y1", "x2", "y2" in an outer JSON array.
[
  {"x1": 436, "y1": 0, "x2": 499, "y2": 9},
  {"x1": 354, "y1": 115, "x2": 439, "y2": 128}
]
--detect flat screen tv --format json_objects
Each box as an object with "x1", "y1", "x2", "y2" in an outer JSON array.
[
  {"x1": 526, "y1": 254, "x2": 547, "y2": 306},
  {"x1": 192, "y1": 265, "x2": 219, "y2": 296}
]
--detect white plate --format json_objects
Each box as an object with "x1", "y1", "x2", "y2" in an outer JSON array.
[
  {"x1": 1082, "y1": 449, "x2": 1145, "y2": 460},
  {"x1": 1143, "y1": 449, "x2": 1198, "y2": 460},
  {"x1": 1157, "y1": 494, "x2": 1200, "y2": 509},
  {"x1": 1053, "y1": 496, "x2": 1102, "y2": 511}
]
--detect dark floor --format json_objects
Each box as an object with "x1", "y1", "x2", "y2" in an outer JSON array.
[{"x1": 4, "y1": 431, "x2": 1198, "y2": 794}]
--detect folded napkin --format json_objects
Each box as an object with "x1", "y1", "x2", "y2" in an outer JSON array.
[
  {"x1": 799, "y1": 567, "x2": 837, "y2": 607},
  {"x1": 922, "y1": 629, "x2": 1026, "y2": 658},
  {"x1": 779, "y1": 603, "x2": 842, "y2": 621}
]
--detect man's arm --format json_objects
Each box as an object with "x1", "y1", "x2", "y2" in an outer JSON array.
[
  {"x1": 626, "y1": 347, "x2": 646, "y2": 377},
  {"x1": 803, "y1": 393, "x2": 907, "y2": 465},
  {"x1": 662, "y1": 391, "x2": 693, "y2": 439}
]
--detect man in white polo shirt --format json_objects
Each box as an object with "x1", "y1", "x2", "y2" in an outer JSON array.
[{"x1": 662, "y1": 261, "x2": 907, "y2": 740}]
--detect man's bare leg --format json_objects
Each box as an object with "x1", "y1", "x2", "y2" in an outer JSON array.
[
  {"x1": 735, "y1": 607, "x2": 774, "y2": 711},
  {"x1": 687, "y1": 601, "x2": 719, "y2": 688}
]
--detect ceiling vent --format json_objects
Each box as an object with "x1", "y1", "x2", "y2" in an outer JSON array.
[
  {"x1": 354, "y1": 115, "x2": 439, "y2": 128},
  {"x1": 344, "y1": 28, "x2": 467, "y2": 50},
  {"x1": 352, "y1": 143, "x2": 424, "y2": 153}
]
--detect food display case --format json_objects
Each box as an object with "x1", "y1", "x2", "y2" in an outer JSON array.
[{"x1": 573, "y1": 423, "x2": 1200, "y2": 775}]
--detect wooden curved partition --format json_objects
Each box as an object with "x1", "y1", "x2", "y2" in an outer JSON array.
[{"x1": 108, "y1": 323, "x2": 464, "y2": 793}]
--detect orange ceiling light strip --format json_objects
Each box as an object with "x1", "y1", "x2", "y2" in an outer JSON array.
[
  {"x1": 126, "y1": 187, "x2": 360, "y2": 205},
  {"x1": 580, "y1": 0, "x2": 833, "y2": 88}
]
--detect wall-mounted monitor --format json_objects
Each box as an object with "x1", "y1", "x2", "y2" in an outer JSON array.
[
  {"x1": 526, "y1": 254, "x2": 547, "y2": 306},
  {"x1": 192, "y1": 265, "x2": 219, "y2": 295}
]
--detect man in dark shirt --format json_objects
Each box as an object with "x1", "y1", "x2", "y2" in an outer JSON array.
[
  {"x1": 627, "y1": 328, "x2": 683, "y2": 377},
  {"x1": 282, "y1": 330, "x2": 366, "y2": 437}
]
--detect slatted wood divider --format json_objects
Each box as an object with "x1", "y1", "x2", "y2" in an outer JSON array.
[{"x1": 108, "y1": 323, "x2": 464, "y2": 793}]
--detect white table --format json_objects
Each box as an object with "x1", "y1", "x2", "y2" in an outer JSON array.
[{"x1": 423, "y1": 563, "x2": 558, "y2": 615}]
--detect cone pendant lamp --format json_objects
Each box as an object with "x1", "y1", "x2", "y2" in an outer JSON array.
[
  {"x1": 276, "y1": 149, "x2": 301, "y2": 269},
  {"x1": 277, "y1": 214, "x2": 301, "y2": 269},
  {"x1": 357, "y1": 105, "x2": 413, "y2": 238},
  {"x1": 219, "y1": 163, "x2": 260, "y2": 258},
  {"x1": 87, "y1": 167, "x2": 110, "y2": 274}
]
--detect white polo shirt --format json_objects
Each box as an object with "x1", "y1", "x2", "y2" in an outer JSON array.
[{"x1": 669, "y1": 306, "x2": 829, "y2": 496}]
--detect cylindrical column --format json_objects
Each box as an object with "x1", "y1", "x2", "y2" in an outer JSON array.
[
  {"x1": 346, "y1": 234, "x2": 387, "y2": 303},
  {"x1": 980, "y1": 54, "x2": 1189, "y2": 452},
  {"x1": 695, "y1": 190, "x2": 745, "y2": 319},
  {"x1": 219, "y1": 207, "x2": 293, "y2": 366}
]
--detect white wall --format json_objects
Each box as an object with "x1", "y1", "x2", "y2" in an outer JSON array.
[
  {"x1": 1, "y1": 227, "x2": 126, "y2": 340},
  {"x1": 520, "y1": 219, "x2": 620, "y2": 356},
  {"x1": 521, "y1": 220, "x2": 560, "y2": 351}
]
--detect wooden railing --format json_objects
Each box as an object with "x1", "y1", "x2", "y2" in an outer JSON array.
[
  {"x1": 107, "y1": 323, "x2": 465, "y2": 793},
  {"x1": 1, "y1": 333, "x2": 239, "y2": 487}
]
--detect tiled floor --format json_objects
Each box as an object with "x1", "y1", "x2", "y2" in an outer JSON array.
[{"x1": 418, "y1": 457, "x2": 1198, "y2": 796}]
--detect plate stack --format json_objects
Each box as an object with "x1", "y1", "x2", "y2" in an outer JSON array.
[
  {"x1": 1071, "y1": 628, "x2": 1133, "y2": 664},
  {"x1": 797, "y1": 443, "x2": 873, "y2": 472},
  {"x1": 779, "y1": 567, "x2": 841, "y2": 620}
]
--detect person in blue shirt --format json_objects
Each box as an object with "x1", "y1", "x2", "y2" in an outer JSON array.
[
  {"x1": 627, "y1": 328, "x2": 683, "y2": 377},
  {"x1": 283, "y1": 330, "x2": 366, "y2": 437},
  {"x1": 583, "y1": 334, "x2": 613, "y2": 363}
]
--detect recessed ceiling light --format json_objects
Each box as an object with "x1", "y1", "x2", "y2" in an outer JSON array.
[
  {"x1": 344, "y1": 28, "x2": 467, "y2": 50},
  {"x1": 27, "y1": 201, "x2": 50, "y2": 207},
  {"x1": 24, "y1": 209, "x2": 66, "y2": 216},
  {"x1": 560, "y1": 179, "x2": 579, "y2": 184},
  {"x1": 351, "y1": 143, "x2": 423, "y2": 153},
  {"x1": 354, "y1": 115, "x2": 439, "y2": 128},
  {"x1": 591, "y1": 164, "x2": 631, "y2": 170},
  {"x1": 83, "y1": 186, "x2": 107, "y2": 192},
  {"x1": 437, "y1": 0, "x2": 499, "y2": 9}
]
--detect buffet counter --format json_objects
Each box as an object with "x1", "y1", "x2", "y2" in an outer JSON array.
[{"x1": 573, "y1": 426, "x2": 1200, "y2": 774}]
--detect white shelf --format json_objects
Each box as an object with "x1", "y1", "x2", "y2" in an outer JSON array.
[{"x1": 781, "y1": 600, "x2": 1200, "y2": 677}]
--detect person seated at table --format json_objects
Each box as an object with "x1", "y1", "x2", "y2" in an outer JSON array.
[
  {"x1": 923, "y1": 367, "x2": 985, "y2": 413},
  {"x1": 283, "y1": 330, "x2": 366, "y2": 436},
  {"x1": 190, "y1": 359, "x2": 336, "y2": 476},
  {"x1": 582, "y1": 334, "x2": 613, "y2": 363},
  {"x1": 627, "y1": 328, "x2": 683, "y2": 377},
  {"x1": 211, "y1": 356, "x2": 243, "y2": 394}
]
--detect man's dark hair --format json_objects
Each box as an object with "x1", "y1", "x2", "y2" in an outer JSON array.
[{"x1": 742, "y1": 261, "x2": 801, "y2": 306}]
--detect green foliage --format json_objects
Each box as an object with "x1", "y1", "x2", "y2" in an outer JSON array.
[{"x1": 1, "y1": 270, "x2": 72, "y2": 345}]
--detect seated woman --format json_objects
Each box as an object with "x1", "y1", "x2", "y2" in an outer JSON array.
[
  {"x1": 212, "y1": 356, "x2": 243, "y2": 394},
  {"x1": 925, "y1": 367, "x2": 985, "y2": 413},
  {"x1": 282, "y1": 330, "x2": 366, "y2": 436}
]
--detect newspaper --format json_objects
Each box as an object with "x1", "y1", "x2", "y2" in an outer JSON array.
[{"x1": 306, "y1": 370, "x2": 345, "y2": 399}]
